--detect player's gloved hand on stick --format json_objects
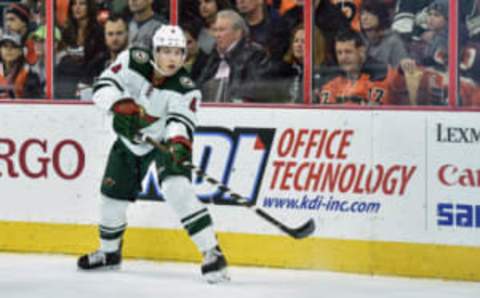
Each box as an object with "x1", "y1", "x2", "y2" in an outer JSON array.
[
  {"x1": 111, "y1": 99, "x2": 153, "y2": 142},
  {"x1": 166, "y1": 137, "x2": 192, "y2": 173}
]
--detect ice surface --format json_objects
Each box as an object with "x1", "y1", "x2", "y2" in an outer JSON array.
[{"x1": 0, "y1": 253, "x2": 479, "y2": 298}]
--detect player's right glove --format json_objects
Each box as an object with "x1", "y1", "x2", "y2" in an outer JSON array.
[{"x1": 111, "y1": 99, "x2": 154, "y2": 142}]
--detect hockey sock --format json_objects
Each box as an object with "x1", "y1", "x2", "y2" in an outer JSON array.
[
  {"x1": 162, "y1": 176, "x2": 218, "y2": 252},
  {"x1": 99, "y1": 195, "x2": 129, "y2": 253}
]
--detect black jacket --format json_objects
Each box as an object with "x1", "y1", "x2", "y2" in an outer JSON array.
[{"x1": 196, "y1": 37, "x2": 270, "y2": 102}]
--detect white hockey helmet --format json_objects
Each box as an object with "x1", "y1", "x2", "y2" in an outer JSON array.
[
  {"x1": 152, "y1": 25, "x2": 187, "y2": 51},
  {"x1": 151, "y1": 25, "x2": 187, "y2": 76}
]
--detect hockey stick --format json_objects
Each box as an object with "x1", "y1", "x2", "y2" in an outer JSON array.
[{"x1": 140, "y1": 134, "x2": 315, "y2": 239}]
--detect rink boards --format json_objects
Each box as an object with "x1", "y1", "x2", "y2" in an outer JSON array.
[{"x1": 0, "y1": 104, "x2": 479, "y2": 281}]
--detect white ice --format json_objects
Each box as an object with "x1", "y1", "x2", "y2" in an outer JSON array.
[{"x1": 0, "y1": 253, "x2": 479, "y2": 298}]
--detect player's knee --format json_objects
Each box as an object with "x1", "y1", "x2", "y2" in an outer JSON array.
[
  {"x1": 100, "y1": 195, "x2": 129, "y2": 226},
  {"x1": 162, "y1": 176, "x2": 201, "y2": 214},
  {"x1": 162, "y1": 176, "x2": 192, "y2": 197}
]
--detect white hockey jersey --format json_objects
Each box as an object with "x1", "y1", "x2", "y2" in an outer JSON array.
[{"x1": 92, "y1": 47, "x2": 201, "y2": 155}]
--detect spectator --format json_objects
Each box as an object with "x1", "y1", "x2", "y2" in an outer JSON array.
[
  {"x1": 462, "y1": 0, "x2": 480, "y2": 84},
  {"x1": 197, "y1": 0, "x2": 233, "y2": 54},
  {"x1": 30, "y1": 25, "x2": 63, "y2": 97},
  {"x1": 314, "y1": 0, "x2": 352, "y2": 64},
  {"x1": 196, "y1": 9, "x2": 270, "y2": 102},
  {"x1": 103, "y1": 14, "x2": 129, "y2": 64},
  {"x1": 5, "y1": 3, "x2": 33, "y2": 40},
  {"x1": 277, "y1": 0, "x2": 352, "y2": 64},
  {"x1": 236, "y1": 0, "x2": 290, "y2": 60},
  {"x1": 390, "y1": 0, "x2": 479, "y2": 106},
  {"x1": 88, "y1": 15, "x2": 129, "y2": 80},
  {"x1": 388, "y1": 1, "x2": 447, "y2": 104},
  {"x1": 0, "y1": 32, "x2": 41, "y2": 99},
  {"x1": 391, "y1": 0, "x2": 432, "y2": 38},
  {"x1": 181, "y1": 21, "x2": 210, "y2": 81},
  {"x1": 128, "y1": 0, "x2": 167, "y2": 49},
  {"x1": 390, "y1": 0, "x2": 474, "y2": 55},
  {"x1": 4, "y1": 3, "x2": 37, "y2": 65},
  {"x1": 360, "y1": 0, "x2": 409, "y2": 68},
  {"x1": 315, "y1": 29, "x2": 402, "y2": 105},
  {"x1": 55, "y1": 0, "x2": 105, "y2": 99},
  {"x1": 266, "y1": 23, "x2": 326, "y2": 102},
  {"x1": 415, "y1": 0, "x2": 448, "y2": 67},
  {"x1": 77, "y1": 14, "x2": 129, "y2": 100}
]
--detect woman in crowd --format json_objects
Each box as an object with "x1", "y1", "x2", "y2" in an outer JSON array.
[
  {"x1": 267, "y1": 24, "x2": 326, "y2": 103},
  {"x1": 360, "y1": 0, "x2": 409, "y2": 68},
  {"x1": 0, "y1": 32, "x2": 41, "y2": 99},
  {"x1": 55, "y1": 0, "x2": 105, "y2": 99}
]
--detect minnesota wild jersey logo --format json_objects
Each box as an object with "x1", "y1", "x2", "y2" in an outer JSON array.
[
  {"x1": 132, "y1": 49, "x2": 149, "y2": 64},
  {"x1": 180, "y1": 76, "x2": 195, "y2": 89}
]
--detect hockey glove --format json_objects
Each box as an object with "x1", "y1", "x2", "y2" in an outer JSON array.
[
  {"x1": 167, "y1": 137, "x2": 192, "y2": 174},
  {"x1": 111, "y1": 99, "x2": 155, "y2": 142},
  {"x1": 113, "y1": 114, "x2": 142, "y2": 142}
]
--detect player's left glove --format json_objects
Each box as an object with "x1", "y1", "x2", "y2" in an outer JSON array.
[{"x1": 166, "y1": 137, "x2": 192, "y2": 174}]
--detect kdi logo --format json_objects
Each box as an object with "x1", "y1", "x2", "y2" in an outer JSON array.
[{"x1": 138, "y1": 126, "x2": 276, "y2": 206}]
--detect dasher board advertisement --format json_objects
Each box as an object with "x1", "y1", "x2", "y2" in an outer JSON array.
[{"x1": 0, "y1": 104, "x2": 479, "y2": 247}]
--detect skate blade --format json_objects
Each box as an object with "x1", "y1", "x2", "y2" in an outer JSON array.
[
  {"x1": 77, "y1": 264, "x2": 121, "y2": 271},
  {"x1": 203, "y1": 268, "x2": 230, "y2": 284}
]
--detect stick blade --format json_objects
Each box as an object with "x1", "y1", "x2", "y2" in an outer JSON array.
[
  {"x1": 255, "y1": 209, "x2": 316, "y2": 240},
  {"x1": 285, "y1": 218, "x2": 316, "y2": 239}
]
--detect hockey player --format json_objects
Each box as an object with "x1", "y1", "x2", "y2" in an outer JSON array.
[{"x1": 77, "y1": 25, "x2": 229, "y2": 283}]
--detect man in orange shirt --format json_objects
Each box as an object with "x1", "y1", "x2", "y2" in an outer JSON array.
[{"x1": 316, "y1": 29, "x2": 405, "y2": 105}]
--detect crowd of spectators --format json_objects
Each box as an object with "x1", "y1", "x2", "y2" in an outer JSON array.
[{"x1": 0, "y1": 0, "x2": 478, "y2": 106}]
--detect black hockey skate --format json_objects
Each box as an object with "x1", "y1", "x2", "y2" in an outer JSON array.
[
  {"x1": 201, "y1": 246, "x2": 229, "y2": 283},
  {"x1": 77, "y1": 247, "x2": 122, "y2": 270}
]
